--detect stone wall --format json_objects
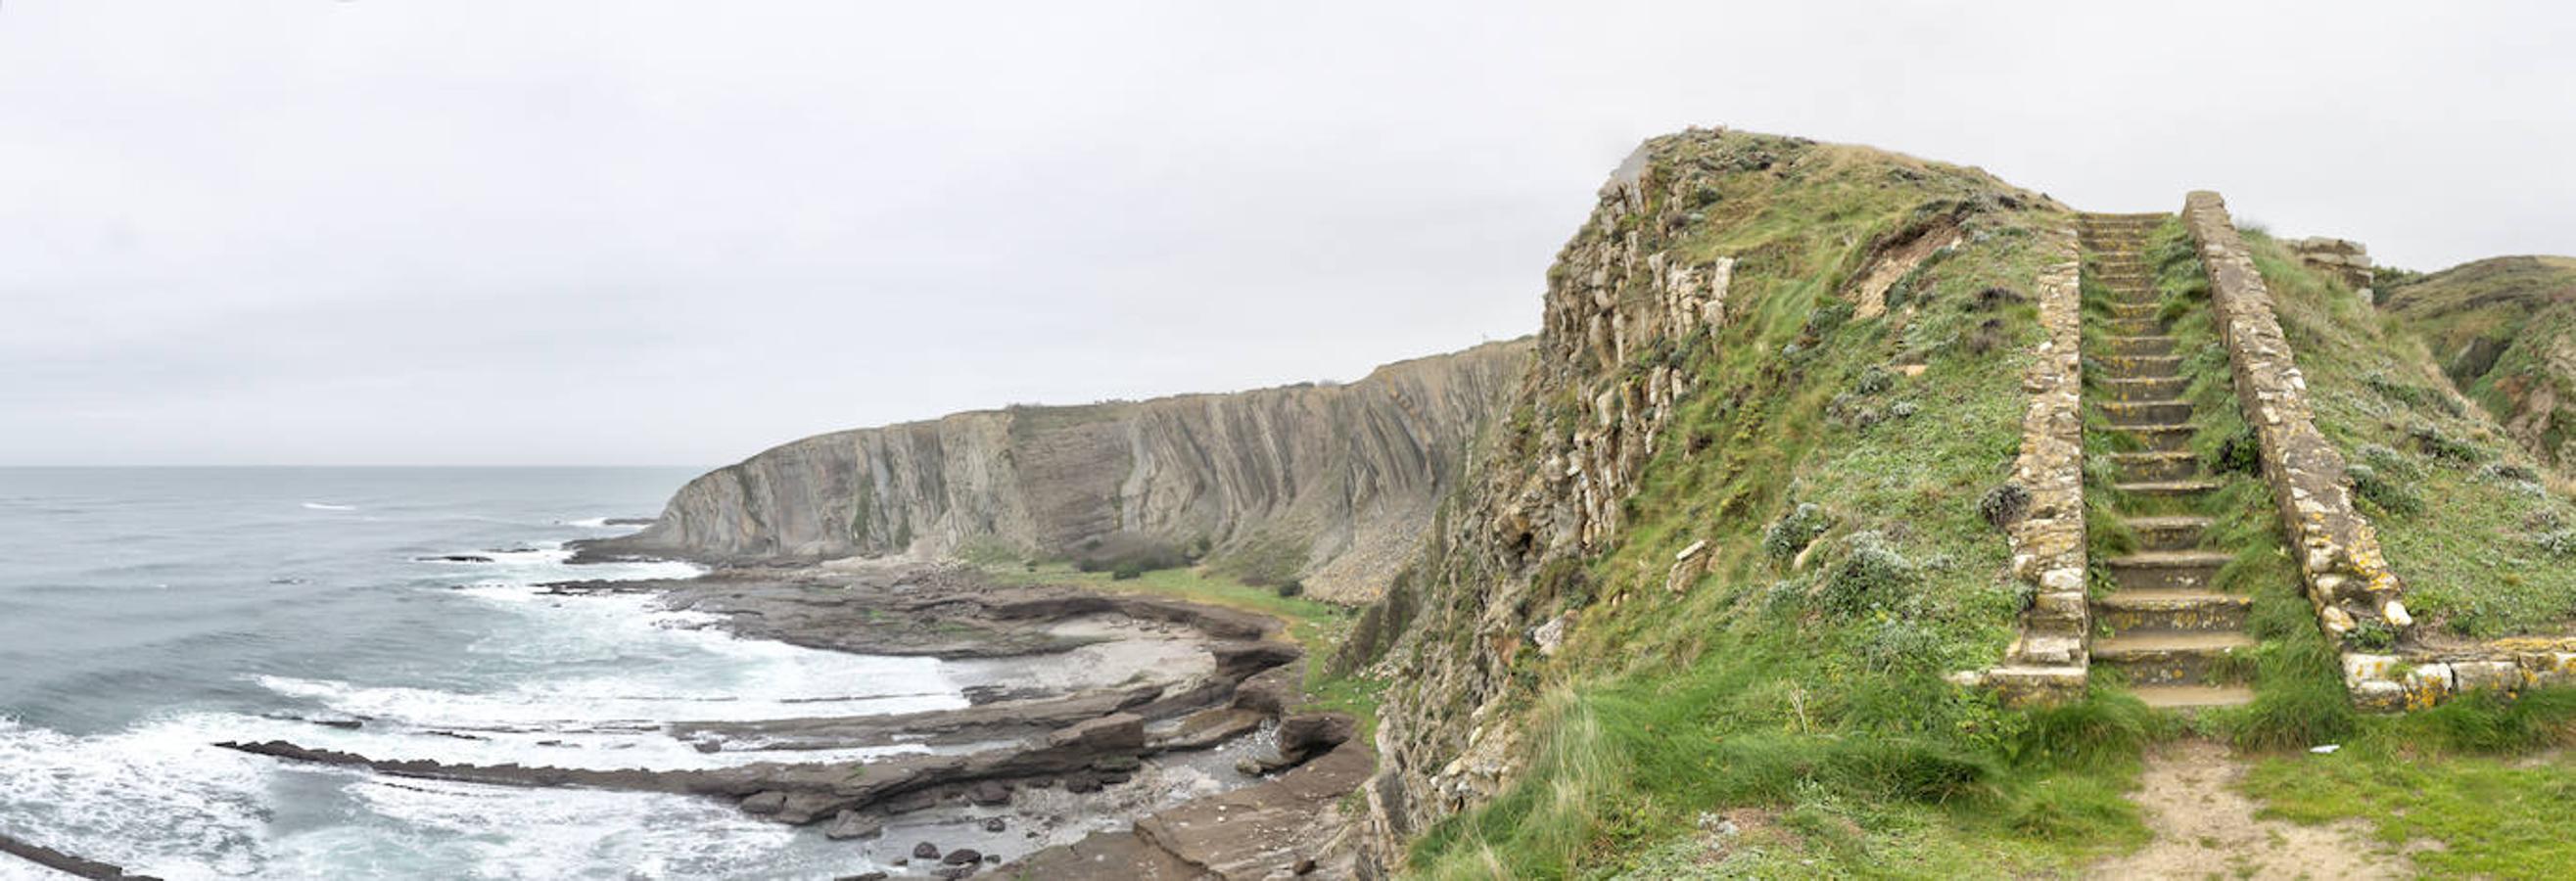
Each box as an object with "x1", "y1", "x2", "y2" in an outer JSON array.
[
  {"x1": 2181, "y1": 193, "x2": 2413, "y2": 709},
  {"x1": 1985, "y1": 226, "x2": 2089, "y2": 705},
  {"x1": 2190, "y1": 193, "x2": 2576, "y2": 710}
]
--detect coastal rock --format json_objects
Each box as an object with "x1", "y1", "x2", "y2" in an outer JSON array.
[
  {"x1": 1276, "y1": 712, "x2": 1357, "y2": 761},
  {"x1": 574, "y1": 341, "x2": 1530, "y2": 604},
  {"x1": 823, "y1": 811, "x2": 883, "y2": 841}
]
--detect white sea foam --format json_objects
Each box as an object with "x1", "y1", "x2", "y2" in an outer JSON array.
[
  {"x1": 0, "y1": 715, "x2": 872, "y2": 879},
  {"x1": 0, "y1": 714, "x2": 276, "y2": 879},
  {"x1": 299, "y1": 502, "x2": 356, "y2": 512}
]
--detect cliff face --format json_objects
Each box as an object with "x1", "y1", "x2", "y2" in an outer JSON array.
[
  {"x1": 2380, "y1": 255, "x2": 2576, "y2": 468},
  {"x1": 589, "y1": 341, "x2": 1530, "y2": 604},
  {"x1": 1336, "y1": 128, "x2": 2067, "y2": 872}
]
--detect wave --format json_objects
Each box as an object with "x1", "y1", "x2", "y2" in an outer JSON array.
[
  {"x1": 0, "y1": 715, "x2": 876, "y2": 879},
  {"x1": 299, "y1": 502, "x2": 357, "y2": 512}
]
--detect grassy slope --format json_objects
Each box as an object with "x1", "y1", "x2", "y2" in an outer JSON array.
[
  {"x1": 1397, "y1": 136, "x2": 2162, "y2": 879},
  {"x1": 2379, "y1": 255, "x2": 2576, "y2": 467},
  {"x1": 2213, "y1": 238, "x2": 2576, "y2": 877},
  {"x1": 2239, "y1": 234, "x2": 2576, "y2": 639}
]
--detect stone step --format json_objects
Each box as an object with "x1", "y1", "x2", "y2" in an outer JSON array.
[
  {"x1": 2125, "y1": 515, "x2": 2212, "y2": 550},
  {"x1": 1990, "y1": 665, "x2": 2088, "y2": 705},
  {"x1": 2111, "y1": 423, "x2": 2194, "y2": 451},
  {"x1": 2101, "y1": 376, "x2": 2188, "y2": 399},
  {"x1": 2102, "y1": 335, "x2": 2178, "y2": 357},
  {"x1": 2103, "y1": 550, "x2": 2234, "y2": 590},
  {"x1": 2114, "y1": 479, "x2": 2225, "y2": 499},
  {"x1": 2092, "y1": 631, "x2": 2256, "y2": 686},
  {"x1": 2007, "y1": 631, "x2": 2085, "y2": 667},
  {"x1": 2093, "y1": 588, "x2": 2251, "y2": 633},
  {"x1": 2102, "y1": 399, "x2": 2193, "y2": 425},
  {"x1": 2108, "y1": 301, "x2": 2162, "y2": 315},
  {"x1": 2099, "y1": 354, "x2": 2183, "y2": 377},
  {"x1": 2112, "y1": 450, "x2": 2199, "y2": 483},
  {"x1": 2131, "y1": 683, "x2": 2256, "y2": 710}
]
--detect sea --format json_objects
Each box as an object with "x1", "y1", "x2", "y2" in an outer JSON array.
[{"x1": 0, "y1": 468, "x2": 970, "y2": 879}]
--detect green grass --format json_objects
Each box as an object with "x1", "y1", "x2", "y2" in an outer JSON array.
[
  {"x1": 980, "y1": 561, "x2": 1386, "y2": 736},
  {"x1": 2239, "y1": 688, "x2": 2576, "y2": 879},
  {"x1": 2378, "y1": 255, "x2": 2576, "y2": 468},
  {"x1": 2241, "y1": 232, "x2": 2576, "y2": 637},
  {"x1": 1378, "y1": 132, "x2": 2174, "y2": 878}
]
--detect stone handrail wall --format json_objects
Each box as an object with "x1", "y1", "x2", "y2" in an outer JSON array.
[
  {"x1": 1987, "y1": 225, "x2": 2089, "y2": 706},
  {"x1": 2182, "y1": 191, "x2": 2421, "y2": 708}
]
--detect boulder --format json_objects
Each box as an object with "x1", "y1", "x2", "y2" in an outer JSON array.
[
  {"x1": 1231, "y1": 662, "x2": 1302, "y2": 716},
  {"x1": 1276, "y1": 712, "x2": 1357, "y2": 760},
  {"x1": 1047, "y1": 713, "x2": 1145, "y2": 754},
  {"x1": 823, "y1": 811, "x2": 883, "y2": 841},
  {"x1": 913, "y1": 842, "x2": 942, "y2": 859},
  {"x1": 1210, "y1": 641, "x2": 1303, "y2": 682},
  {"x1": 738, "y1": 791, "x2": 787, "y2": 815}
]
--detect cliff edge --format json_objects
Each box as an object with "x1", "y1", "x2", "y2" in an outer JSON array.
[{"x1": 584, "y1": 340, "x2": 1529, "y2": 604}]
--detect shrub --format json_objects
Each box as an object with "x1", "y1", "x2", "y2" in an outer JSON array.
[
  {"x1": 1110, "y1": 563, "x2": 1146, "y2": 580},
  {"x1": 1853, "y1": 364, "x2": 1895, "y2": 395},
  {"x1": 2483, "y1": 461, "x2": 2541, "y2": 484},
  {"x1": 2356, "y1": 442, "x2": 2421, "y2": 481},
  {"x1": 1762, "y1": 503, "x2": 1833, "y2": 561},
  {"x1": 1979, "y1": 483, "x2": 2031, "y2": 530},
  {"x1": 2212, "y1": 429, "x2": 2262, "y2": 475},
  {"x1": 1888, "y1": 399, "x2": 1919, "y2": 420},
  {"x1": 2346, "y1": 463, "x2": 2423, "y2": 516},
  {"x1": 2410, "y1": 424, "x2": 2491, "y2": 465},
  {"x1": 2534, "y1": 529, "x2": 2576, "y2": 559},
  {"x1": 1072, "y1": 533, "x2": 1193, "y2": 575},
  {"x1": 1276, "y1": 580, "x2": 1306, "y2": 598},
  {"x1": 1819, "y1": 531, "x2": 1914, "y2": 618}
]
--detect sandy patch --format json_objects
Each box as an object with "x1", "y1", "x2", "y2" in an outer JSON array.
[{"x1": 2087, "y1": 739, "x2": 2406, "y2": 880}]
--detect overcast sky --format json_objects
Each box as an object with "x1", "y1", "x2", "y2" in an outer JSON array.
[{"x1": 5, "y1": 2, "x2": 2570, "y2": 466}]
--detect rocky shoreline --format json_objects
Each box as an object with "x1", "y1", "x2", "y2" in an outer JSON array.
[
  {"x1": 0, "y1": 831, "x2": 159, "y2": 881},
  {"x1": 204, "y1": 558, "x2": 1366, "y2": 878}
]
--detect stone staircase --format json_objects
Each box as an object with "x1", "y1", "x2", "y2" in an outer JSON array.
[{"x1": 2079, "y1": 213, "x2": 2256, "y2": 711}]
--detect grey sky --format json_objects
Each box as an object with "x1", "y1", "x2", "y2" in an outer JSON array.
[{"x1": 5, "y1": 1, "x2": 2569, "y2": 466}]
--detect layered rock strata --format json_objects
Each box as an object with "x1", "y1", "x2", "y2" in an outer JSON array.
[{"x1": 581, "y1": 342, "x2": 1530, "y2": 604}]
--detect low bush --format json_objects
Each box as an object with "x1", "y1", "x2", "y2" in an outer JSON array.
[{"x1": 1762, "y1": 503, "x2": 1833, "y2": 561}]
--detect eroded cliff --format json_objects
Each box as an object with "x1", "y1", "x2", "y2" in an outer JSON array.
[
  {"x1": 587, "y1": 341, "x2": 1529, "y2": 604},
  {"x1": 2380, "y1": 255, "x2": 2576, "y2": 468},
  {"x1": 1335, "y1": 128, "x2": 2072, "y2": 874}
]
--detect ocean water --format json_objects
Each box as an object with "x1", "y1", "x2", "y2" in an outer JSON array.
[{"x1": 0, "y1": 468, "x2": 966, "y2": 879}]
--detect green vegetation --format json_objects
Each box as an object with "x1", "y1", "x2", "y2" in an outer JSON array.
[
  {"x1": 979, "y1": 561, "x2": 1386, "y2": 734},
  {"x1": 2240, "y1": 688, "x2": 2576, "y2": 879},
  {"x1": 1375, "y1": 133, "x2": 2180, "y2": 877},
  {"x1": 2241, "y1": 234, "x2": 2576, "y2": 637},
  {"x1": 2378, "y1": 255, "x2": 2576, "y2": 469}
]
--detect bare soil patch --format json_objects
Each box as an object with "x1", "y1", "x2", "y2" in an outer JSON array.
[{"x1": 2087, "y1": 739, "x2": 2406, "y2": 880}]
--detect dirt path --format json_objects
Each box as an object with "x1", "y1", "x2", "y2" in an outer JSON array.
[{"x1": 2086, "y1": 739, "x2": 2406, "y2": 880}]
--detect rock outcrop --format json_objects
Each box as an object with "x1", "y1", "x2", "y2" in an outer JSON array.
[
  {"x1": 1336, "y1": 128, "x2": 2062, "y2": 870},
  {"x1": 584, "y1": 341, "x2": 1529, "y2": 602}
]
